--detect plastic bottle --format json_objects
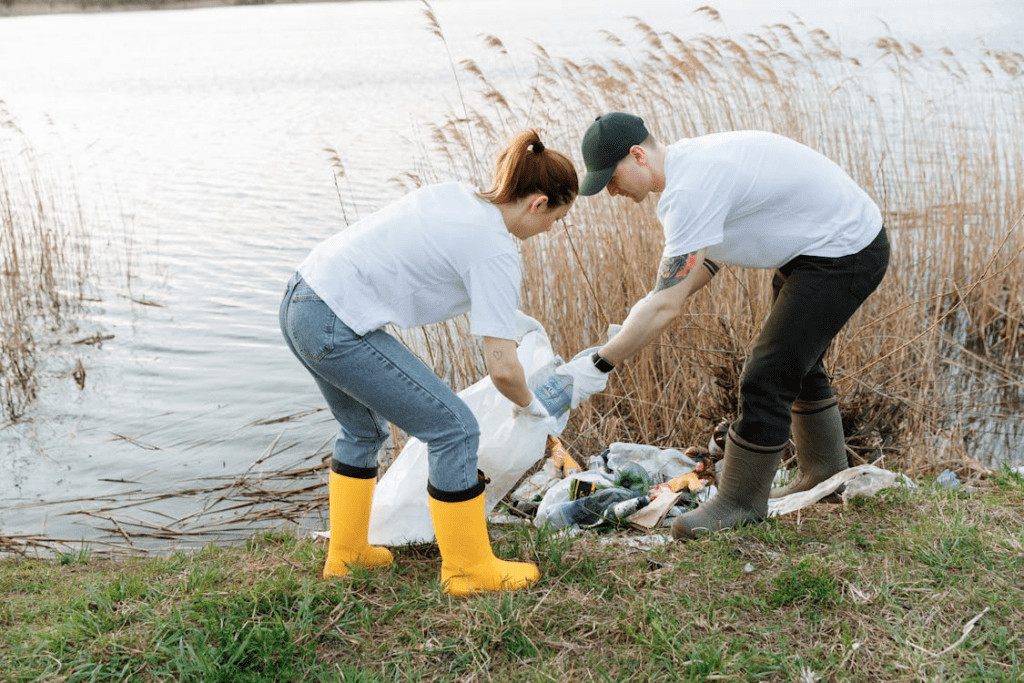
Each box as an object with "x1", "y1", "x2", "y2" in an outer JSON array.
[
  {"x1": 539, "y1": 487, "x2": 636, "y2": 528},
  {"x1": 935, "y1": 469, "x2": 962, "y2": 490},
  {"x1": 610, "y1": 495, "x2": 650, "y2": 519},
  {"x1": 527, "y1": 357, "x2": 573, "y2": 418},
  {"x1": 538, "y1": 500, "x2": 589, "y2": 529},
  {"x1": 614, "y1": 462, "x2": 652, "y2": 494}
]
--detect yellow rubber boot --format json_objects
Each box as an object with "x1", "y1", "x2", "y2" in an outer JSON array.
[
  {"x1": 323, "y1": 462, "x2": 393, "y2": 579},
  {"x1": 428, "y1": 473, "x2": 539, "y2": 597}
]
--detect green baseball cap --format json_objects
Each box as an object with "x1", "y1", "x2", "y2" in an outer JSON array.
[{"x1": 579, "y1": 112, "x2": 650, "y2": 196}]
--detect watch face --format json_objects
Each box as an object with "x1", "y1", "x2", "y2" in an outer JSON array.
[{"x1": 592, "y1": 353, "x2": 614, "y2": 373}]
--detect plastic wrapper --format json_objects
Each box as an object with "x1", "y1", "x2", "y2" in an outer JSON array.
[{"x1": 767, "y1": 464, "x2": 916, "y2": 517}]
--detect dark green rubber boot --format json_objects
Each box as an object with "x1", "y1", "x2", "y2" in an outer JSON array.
[
  {"x1": 671, "y1": 429, "x2": 784, "y2": 540},
  {"x1": 770, "y1": 398, "x2": 848, "y2": 499}
]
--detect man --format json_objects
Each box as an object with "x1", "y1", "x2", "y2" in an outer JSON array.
[{"x1": 558, "y1": 112, "x2": 889, "y2": 539}]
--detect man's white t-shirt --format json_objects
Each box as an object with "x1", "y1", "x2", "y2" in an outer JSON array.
[
  {"x1": 298, "y1": 182, "x2": 521, "y2": 340},
  {"x1": 657, "y1": 131, "x2": 883, "y2": 269}
]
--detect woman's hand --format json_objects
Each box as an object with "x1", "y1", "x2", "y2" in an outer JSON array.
[{"x1": 512, "y1": 395, "x2": 550, "y2": 419}]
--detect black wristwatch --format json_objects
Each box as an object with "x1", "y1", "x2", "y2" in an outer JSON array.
[{"x1": 591, "y1": 352, "x2": 615, "y2": 373}]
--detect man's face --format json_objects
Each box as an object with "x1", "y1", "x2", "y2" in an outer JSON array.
[{"x1": 606, "y1": 152, "x2": 651, "y2": 203}]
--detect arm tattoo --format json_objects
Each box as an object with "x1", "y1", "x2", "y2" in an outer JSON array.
[
  {"x1": 655, "y1": 251, "x2": 701, "y2": 291},
  {"x1": 492, "y1": 349, "x2": 503, "y2": 360},
  {"x1": 702, "y1": 258, "x2": 720, "y2": 277}
]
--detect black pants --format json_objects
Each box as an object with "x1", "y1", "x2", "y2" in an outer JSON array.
[{"x1": 732, "y1": 226, "x2": 890, "y2": 447}]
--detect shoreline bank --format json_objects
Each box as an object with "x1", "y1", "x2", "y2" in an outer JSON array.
[{"x1": 0, "y1": 0, "x2": 357, "y2": 17}]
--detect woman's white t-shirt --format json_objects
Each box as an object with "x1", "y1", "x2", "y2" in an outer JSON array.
[
  {"x1": 298, "y1": 182, "x2": 521, "y2": 340},
  {"x1": 657, "y1": 131, "x2": 883, "y2": 269}
]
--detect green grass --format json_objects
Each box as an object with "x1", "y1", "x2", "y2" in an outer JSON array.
[{"x1": 2, "y1": 469, "x2": 1021, "y2": 682}]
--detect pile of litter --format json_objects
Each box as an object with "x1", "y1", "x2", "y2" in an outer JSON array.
[
  {"x1": 509, "y1": 437, "x2": 717, "y2": 532},
  {"x1": 505, "y1": 434, "x2": 918, "y2": 535}
]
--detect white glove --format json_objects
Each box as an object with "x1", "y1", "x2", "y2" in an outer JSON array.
[
  {"x1": 513, "y1": 395, "x2": 551, "y2": 420},
  {"x1": 555, "y1": 352, "x2": 610, "y2": 408}
]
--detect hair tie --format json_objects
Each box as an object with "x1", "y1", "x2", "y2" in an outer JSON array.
[{"x1": 531, "y1": 141, "x2": 545, "y2": 154}]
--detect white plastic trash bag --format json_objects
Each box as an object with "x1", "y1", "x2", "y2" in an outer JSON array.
[{"x1": 367, "y1": 312, "x2": 563, "y2": 546}]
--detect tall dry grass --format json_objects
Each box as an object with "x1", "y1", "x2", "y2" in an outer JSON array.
[
  {"x1": 401, "y1": 4, "x2": 1024, "y2": 474},
  {"x1": 0, "y1": 106, "x2": 90, "y2": 420}
]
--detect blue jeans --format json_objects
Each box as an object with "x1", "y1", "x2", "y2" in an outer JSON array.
[
  {"x1": 279, "y1": 273, "x2": 481, "y2": 493},
  {"x1": 732, "y1": 227, "x2": 890, "y2": 447}
]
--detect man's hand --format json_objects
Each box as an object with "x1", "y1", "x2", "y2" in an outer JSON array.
[{"x1": 555, "y1": 353, "x2": 610, "y2": 408}]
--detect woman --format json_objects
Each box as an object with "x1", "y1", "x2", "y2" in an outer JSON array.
[{"x1": 280, "y1": 130, "x2": 578, "y2": 596}]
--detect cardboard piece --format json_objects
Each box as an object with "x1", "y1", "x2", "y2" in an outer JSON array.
[{"x1": 627, "y1": 490, "x2": 685, "y2": 531}]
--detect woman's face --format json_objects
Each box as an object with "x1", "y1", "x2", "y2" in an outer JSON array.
[{"x1": 519, "y1": 198, "x2": 574, "y2": 239}]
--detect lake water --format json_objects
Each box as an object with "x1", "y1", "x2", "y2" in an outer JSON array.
[{"x1": 1, "y1": 0, "x2": 1021, "y2": 552}]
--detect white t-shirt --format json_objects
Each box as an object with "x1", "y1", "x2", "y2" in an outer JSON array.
[
  {"x1": 658, "y1": 131, "x2": 883, "y2": 269},
  {"x1": 298, "y1": 182, "x2": 521, "y2": 340}
]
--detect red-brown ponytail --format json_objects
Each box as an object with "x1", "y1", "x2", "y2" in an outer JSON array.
[{"x1": 478, "y1": 130, "x2": 578, "y2": 208}]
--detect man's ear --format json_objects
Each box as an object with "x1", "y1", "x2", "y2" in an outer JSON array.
[
  {"x1": 529, "y1": 194, "x2": 549, "y2": 213},
  {"x1": 630, "y1": 145, "x2": 647, "y2": 166}
]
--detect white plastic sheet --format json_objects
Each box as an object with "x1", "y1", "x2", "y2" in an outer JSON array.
[
  {"x1": 767, "y1": 464, "x2": 916, "y2": 517},
  {"x1": 367, "y1": 312, "x2": 562, "y2": 546}
]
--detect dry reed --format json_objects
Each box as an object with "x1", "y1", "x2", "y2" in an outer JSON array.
[
  {"x1": 0, "y1": 416, "x2": 334, "y2": 556},
  {"x1": 0, "y1": 106, "x2": 91, "y2": 421},
  {"x1": 405, "y1": 7, "x2": 1024, "y2": 475}
]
